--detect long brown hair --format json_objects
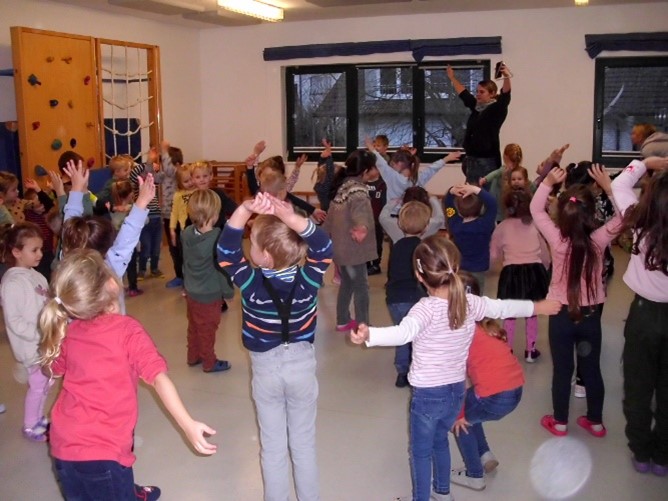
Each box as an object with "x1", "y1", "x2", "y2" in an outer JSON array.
[
  {"x1": 413, "y1": 235, "x2": 467, "y2": 329},
  {"x1": 556, "y1": 185, "x2": 600, "y2": 321},
  {"x1": 622, "y1": 169, "x2": 668, "y2": 275}
]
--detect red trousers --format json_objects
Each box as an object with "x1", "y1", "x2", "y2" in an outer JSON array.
[{"x1": 186, "y1": 296, "x2": 222, "y2": 371}]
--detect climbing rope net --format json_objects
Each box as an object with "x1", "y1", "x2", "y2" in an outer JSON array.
[{"x1": 99, "y1": 43, "x2": 155, "y2": 163}]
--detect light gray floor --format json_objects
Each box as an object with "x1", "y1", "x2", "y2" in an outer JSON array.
[{"x1": 0, "y1": 245, "x2": 666, "y2": 500}]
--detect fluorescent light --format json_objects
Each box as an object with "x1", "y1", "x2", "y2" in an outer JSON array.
[
  {"x1": 574, "y1": 0, "x2": 589, "y2": 5},
  {"x1": 217, "y1": 0, "x2": 284, "y2": 22}
]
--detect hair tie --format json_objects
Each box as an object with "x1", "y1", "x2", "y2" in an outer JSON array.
[
  {"x1": 54, "y1": 296, "x2": 63, "y2": 305},
  {"x1": 569, "y1": 196, "x2": 578, "y2": 203},
  {"x1": 415, "y1": 258, "x2": 424, "y2": 274}
]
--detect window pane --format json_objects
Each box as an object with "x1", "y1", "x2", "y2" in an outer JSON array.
[
  {"x1": 358, "y1": 67, "x2": 413, "y2": 147},
  {"x1": 423, "y1": 66, "x2": 484, "y2": 149},
  {"x1": 291, "y1": 72, "x2": 347, "y2": 150},
  {"x1": 599, "y1": 61, "x2": 668, "y2": 160}
]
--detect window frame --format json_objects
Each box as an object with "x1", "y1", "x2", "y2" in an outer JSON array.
[
  {"x1": 285, "y1": 59, "x2": 491, "y2": 163},
  {"x1": 592, "y1": 56, "x2": 668, "y2": 167}
]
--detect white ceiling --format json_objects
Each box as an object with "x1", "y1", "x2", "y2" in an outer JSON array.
[{"x1": 43, "y1": 0, "x2": 663, "y2": 27}]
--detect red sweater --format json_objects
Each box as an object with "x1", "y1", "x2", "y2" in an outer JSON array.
[
  {"x1": 467, "y1": 324, "x2": 524, "y2": 398},
  {"x1": 50, "y1": 314, "x2": 167, "y2": 466}
]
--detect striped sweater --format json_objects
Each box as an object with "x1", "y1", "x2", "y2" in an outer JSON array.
[{"x1": 217, "y1": 220, "x2": 333, "y2": 352}]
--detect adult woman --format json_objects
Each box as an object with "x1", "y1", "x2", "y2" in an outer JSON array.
[{"x1": 447, "y1": 63, "x2": 512, "y2": 184}]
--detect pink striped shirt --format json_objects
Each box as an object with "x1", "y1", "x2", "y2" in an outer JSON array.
[{"x1": 367, "y1": 295, "x2": 534, "y2": 388}]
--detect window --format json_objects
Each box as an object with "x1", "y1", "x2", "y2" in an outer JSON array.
[
  {"x1": 285, "y1": 60, "x2": 489, "y2": 162},
  {"x1": 593, "y1": 56, "x2": 668, "y2": 166}
]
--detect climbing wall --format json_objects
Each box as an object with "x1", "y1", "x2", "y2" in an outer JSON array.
[{"x1": 10, "y1": 27, "x2": 102, "y2": 182}]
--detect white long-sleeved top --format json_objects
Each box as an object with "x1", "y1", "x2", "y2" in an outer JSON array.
[
  {"x1": 366, "y1": 294, "x2": 534, "y2": 388},
  {"x1": 373, "y1": 151, "x2": 446, "y2": 203},
  {"x1": 611, "y1": 159, "x2": 668, "y2": 302},
  {"x1": 379, "y1": 196, "x2": 445, "y2": 243}
]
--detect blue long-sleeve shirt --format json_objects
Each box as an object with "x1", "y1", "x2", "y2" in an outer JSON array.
[{"x1": 217, "y1": 220, "x2": 333, "y2": 352}]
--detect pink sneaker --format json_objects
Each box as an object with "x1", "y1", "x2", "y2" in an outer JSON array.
[
  {"x1": 541, "y1": 415, "x2": 568, "y2": 436},
  {"x1": 577, "y1": 416, "x2": 607, "y2": 438},
  {"x1": 335, "y1": 320, "x2": 357, "y2": 332}
]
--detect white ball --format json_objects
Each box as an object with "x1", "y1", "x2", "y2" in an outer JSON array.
[{"x1": 530, "y1": 437, "x2": 592, "y2": 499}]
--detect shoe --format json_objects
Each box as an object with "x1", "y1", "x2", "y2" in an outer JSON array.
[
  {"x1": 576, "y1": 416, "x2": 607, "y2": 438},
  {"x1": 221, "y1": 300, "x2": 229, "y2": 313},
  {"x1": 165, "y1": 277, "x2": 183, "y2": 288},
  {"x1": 541, "y1": 415, "x2": 568, "y2": 436},
  {"x1": 34, "y1": 416, "x2": 50, "y2": 434},
  {"x1": 22, "y1": 426, "x2": 48, "y2": 442},
  {"x1": 367, "y1": 264, "x2": 381, "y2": 276},
  {"x1": 450, "y1": 467, "x2": 485, "y2": 491},
  {"x1": 574, "y1": 384, "x2": 586, "y2": 398},
  {"x1": 631, "y1": 456, "x2": 651, "y2": 473},
  {"x1": 335, "y1": 320, "x2": 357, "y2": 332},
  {"x1": 150, "y1": 269, "x2": 164, "y2": 279},
  {"x1": 137, "y1": 271, "x2": 147, "y2": 281},
  {"x1": 134, "y1": 483, "x2": 161, "y2": 501},
  {"x1": 0, "y1": 403, "x2": 5, "y2": 414},
  {"x1": 480, "y1": 451, "x2": 499, "y2": 473},
  {"x1": 128, "y1": 289, "x2": 144, "y2": 298},
  {"x1": 651, "y1": 462, "x2": 668, "y2": 477},
  {"x1": 525, "y1": 349, "x2": 541, "y2": 363},
  {"x1": 203, "y1": 360, "x2": 231, "y2": 373},
  {"x1": 430, "y1": 492, "x2": 454, "y2": 501},
  {"x1": 187, "y1": 358, "x2": 203, "y2": 367},
  {"x1": 395, "y1": 373, "x2": 409, "y2": 388}
]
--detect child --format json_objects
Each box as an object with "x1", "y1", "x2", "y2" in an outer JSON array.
[
  {"x1": 153, "y1": 141, "x2": 185, "y2": 288},
  {"x1": 611, "y1": 156, "x2": 668, "y2": 475},
  {"x1": 181, "y1": 189, "x2": 234, "y2": 372},
  {"x1": 444, "y1": 183, "x2": 497, "y2": 293},
  {"x1": 0, "y1": 222, "x2": 51, "y2": 442},
  {"x1": 323, "y1": 149, "x2": 377, "y2": 330},
  {"x1": 530, "y1": 165, "x2": 621, "y2": 437},
  {"x1": 0, "y1": 171, "x2": 23, "y2": 223},
  {"x1": 217, "y1": 192, "x2": 332, "y2": 500},
  {"x1": 22, "y1": 182, "x2": 56, "y2": 281},
  {"x1": 480, "y1": 143, "x2": 523, "y2": 220},
  {"x1": 450, "y1": 272, "x2": 525, "y2": 491},
  {"x1": 110, "y1": 180, "x2": 143, "y2": 297},
  {"x1": 313, "y1": 139, "x2": 339, "y2": 211},
  {"x1": 364, "y1": 162, "x2": 387, "y2": 275},
  {"x1": 373, "y1": 134, "x2": 391, "y2": 162},
  {"x1": 385, "y1": 201, "x2": 431, "y2": 388},
  {"x1": 56, "y1": 150, "x2": 95, "y2": 216},
  {"x1": 168, "y1": 163, "x2": 195, "y2": 288},
  {"x1": 490, "y1": 189, "x2": 550, "y2": 361},
  {"x1": 95, "y1": 154, "x2": 133, "y2": 212},
  {"x1": 38, "y1": 249, "x2": 217, "y2": 498},
  {"x1": 380, "y1": 186, "x2": 445, "y2": 244},
  {"x1": 350, "y1": 235, "x2": 559, "y2": 501}
]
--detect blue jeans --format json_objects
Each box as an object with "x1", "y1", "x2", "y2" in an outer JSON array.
[
  {"x1": 139, "y1": 216, "x2": 162, "y2": 273},
  {"x1": 454, "y1": 386, "x2": 523, "y2": 478},
  {"x1": 410, "y1": 382, "x2": 466, "y2": 501},
  {"x1": 336, "y1": 263, "x2": 369, "y2": 325},
  {"x1": 250, "y1": 342, "x2": 319, "y2": 501},
  {"x1": 54, "y1": 458, "x2": 135, "y2": 500},
  {"x1": 387, "y1": 302, "x2": 414, "y2": 375}
]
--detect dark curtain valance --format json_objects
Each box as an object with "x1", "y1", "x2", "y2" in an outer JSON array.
[
  {"x1": 263, "y1": 37, "x2": 501, "y2": 62},
  {"x1": 585, "y1": 32, "x2": 668, "y2": 58}
]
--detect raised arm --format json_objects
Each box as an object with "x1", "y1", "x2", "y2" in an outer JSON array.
[{"x1": 447, "y1": 65, "x2": 466, "y2": 95}]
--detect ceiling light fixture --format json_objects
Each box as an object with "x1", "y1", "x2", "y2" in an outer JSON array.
[
  {"x1": 574, "y1": 0, "x2": 589, "y2": 5},
  {"x1": 217, "y1": 0, "x2": 284, "y2": 22}
]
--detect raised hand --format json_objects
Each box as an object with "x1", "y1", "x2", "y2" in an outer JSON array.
[
  {"x1": 545, "y1": 167, "x2": 566, "y2": 187},
  {"x1": 64, "y1": 160, "x2": 89, "y2": 193},
  {"x1": 47, "y1": 169, "x2": 65, "y2": 197},
  {"x1": 364, "y1": 136, "x2": 375, "y2": 152},
  {"x1": 588, "y1": 164, "x2": 612, "y2": 195},
  {"x1": 295, "y1": 153, "x2": 308, "y2": 169},
  {"x1": 136, "y1": 173, "x2": 156, "y2": 210},
  {"x1": 23, "y1": 178, "x2": 40, "y2": 192}
]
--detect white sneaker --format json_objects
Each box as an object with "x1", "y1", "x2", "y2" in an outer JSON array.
[
  {"x1": 430, "y1": 492, "x2": 455, "y2": 501},
  {"x1": 481, "y1": 451, "x2": 499, "y2": 473},
  {"x1": 574, "y1": 384, "x2": 587, "y2": 398},
  {"x1": 450, "y1": 467, "x2": 485, "y2": 491},
  {"x1": 0, "y1": 403, "x2": 6, "y2": 414}
]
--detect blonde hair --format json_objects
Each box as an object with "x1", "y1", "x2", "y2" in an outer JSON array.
[
  {"x1": 108, "y1": 155, "x2": 133, "y2": 175},
  {"x1": 176, "y1": 164, "x2": 192, "y2": 190},
  {"x1": 413, "y1": 235, "x2": 467, "y2": 329},
  {"x1": 187, "y1": 189, "x2": 220, "y2": 229},
  {"x1": 39, "y1": 249, "x2": 121, "y2": 372},
  {"x1": 0, "y1": 171, "x2": 18, "y2": 196},
  {"x1": 258, "y1": 169, "x2": 287, "y2": 198},
  {"x1": 190, "y1": 160, "x2": 213, "y2": 177},
  {"x1": 251, "y1": 215, "x2": 308, "y2": 270},
  {"x1": 398, "y1": 201, "x2": 431, "y2": 235}
]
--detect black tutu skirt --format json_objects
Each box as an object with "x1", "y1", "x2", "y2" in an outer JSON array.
[{"x1": 497, "y1": 263, "x2": 549, "y2": 301}]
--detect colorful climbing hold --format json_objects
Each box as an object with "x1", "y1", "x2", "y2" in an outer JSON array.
[
  {"x1": 85, "y1": 122, "x2": 94, "y2": 128},
  {"x1": 28, "y1": 74, "x2": 41, "y2": 86},
  {"x1": 84, "y1": 75, "x2": 91, "y2": 85},
  {"x1": 87, "y1": 157, "x2": 95, "y2": 168},
  {"x1": 51, "y1": 139, "x2": 63, "y2": 151},
  {"x1": 35, "y1": 165, "x2": 48, "y2": 177},
  {"x1": 61, "y1": 56, "x2": 72, "y2": 64},
  {"x1": 70, "y1": 138, "x2": 77, "y2": 148},
  {"x1": 31, "y1": 121, "x2": 41, "y2": 131},
  {"x1": 68, "y1": 100, "x2": 74, "y2": 109},
  {"x1": 49, "y1": 99, "x2": 59, "y2": 108},
  {"x1": 46, "y1": 56, "x2": 54, "y2": 63}
]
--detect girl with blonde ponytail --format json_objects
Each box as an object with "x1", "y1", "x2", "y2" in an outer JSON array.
[
  {"x1": 350, "y1": 235, "x2": 560, "y2": 501},
  {"x1": 39, "y1": 249, "x2": 218, "y2": 499}
]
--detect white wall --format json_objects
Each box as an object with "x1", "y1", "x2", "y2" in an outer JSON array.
[
  {"x1": 0, "y1": 0, "x2": 203, "y2": 159},
  {"x1": 199, "y1": 3, "x2": 668, "y2": 193}
]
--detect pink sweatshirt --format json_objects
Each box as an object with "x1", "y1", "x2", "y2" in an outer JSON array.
[
  {"x1": 530, "y1": 183, "x2": 621, "y2": 306},
  {"x1": 490, "y1": 218, "x2": 550, "y2": 268},
  {"x1": 611, "y1": 160, "x2": 668, "y2": 302}
]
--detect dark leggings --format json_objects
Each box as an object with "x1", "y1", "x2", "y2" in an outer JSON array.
[{"x1": 548, "y1": 305, "x2": 604, "y2": 423}]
